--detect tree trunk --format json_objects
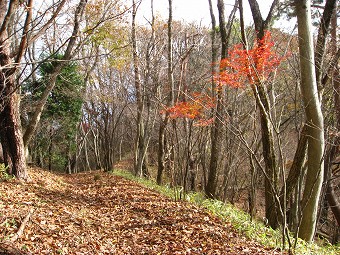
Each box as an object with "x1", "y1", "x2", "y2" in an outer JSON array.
[
  {"x1": 295, "y1": 0, "x2": 325, "y2": 242},
  {"x1": 157, "y1": 120, "x2": 167, "y2": 184},
  {"x1": 327, "y1": 184, "x2": 340, "y2": 227},
  {"x1": 314, "y1": 0, "x2": 337, "y2": 90},
  {"x1": 0, "y1": 94, "x2": 27, "y2": 179},
  {"x1": 206, "y1": 105, "x2": 222, "y2": 198},
  {"x1": 247, "y1": 0, "x2": 280, "y2": 229},
  {"x1": 132, "y1": 0, "x2": 149, "y2": 178},
  {"x1": 157, "y1": 0, "x2": 174, "y2": 184},
  {"x1": 0, "y1": 1, "x2": 27, "y2": 179},
  {"x1": 325, "y1": 152, "x2": 340, "y2": 226},
  {"x1": 48, "y1": 126, "x2": 53, "y2": 171},
  {"x1": 254, "y1": 84, "x2": 279, "y2": 228},
  {"x1": 205, "y1": 0, "x2": 219, "y2": 198},
  {"x1": 156, "y1": 47, "x2": 167, "y2": 182},
  {"x1": 205, "y1": 0, "x2": 237, "y2": 199},
  {"x1": 23, "y1": 72, "x2": 58, "y2": 147},
  {"x1": 280, "y1": 125, "x2": 307, "y2": 207},
  {"x1": 324, "y1": 6, "x2": 340, "y2": 227}
]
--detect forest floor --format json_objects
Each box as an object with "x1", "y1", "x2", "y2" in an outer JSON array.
[{"x1": 0, "y1": 168, "x2": 285, "y2": 255}]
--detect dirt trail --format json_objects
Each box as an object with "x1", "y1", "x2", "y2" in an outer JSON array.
[{"x1": 0, "y1": 168, "x2": 283, "y2": 254}]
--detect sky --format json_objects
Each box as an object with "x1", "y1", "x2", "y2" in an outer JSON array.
[
  {"x1": 138, "y1": 0, "x2": 269, "y2": 26},
  {"x1": 137, "y1": 0, "x2": 296, "y2": 31}
]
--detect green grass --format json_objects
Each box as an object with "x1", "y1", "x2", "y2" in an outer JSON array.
[
  {"x1": 112, "y1": 169, "x2": 340, "y2": 255},
  {"x1": 112, "y1": 169, "x2": 176, "y2": 198}
]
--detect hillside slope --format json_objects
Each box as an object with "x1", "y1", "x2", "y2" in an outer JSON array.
[{"x1": 0, "y1": 168, "x2": 283, "y2": 254}]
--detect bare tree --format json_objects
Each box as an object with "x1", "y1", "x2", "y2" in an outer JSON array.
[
  {"x1": 157, "y1": 0, "x2": 174, "y2": 184},
  {"x1": 23, "y1": 0, "x2": 88, "y2": 148},
  {"x1": 245, "y1": 0, "x2": 280, "y2": 228},
  {"x1": 132, "y1": 0, "x2": 149, "y2": 177},
  {"x1": 205, "y1": 0, "x2": 238, "y2": 198}
]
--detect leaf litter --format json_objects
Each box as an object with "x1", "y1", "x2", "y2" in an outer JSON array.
[{"x1": 0, "y1": 168, "x2": 284, "y2": 254}]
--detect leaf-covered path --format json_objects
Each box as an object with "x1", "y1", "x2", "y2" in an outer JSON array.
[{"x1": 1, "y1": 168, "x2": 283, "y2": 254}]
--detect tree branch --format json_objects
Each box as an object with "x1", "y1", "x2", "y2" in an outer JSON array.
[
  {"x1": 0, "y1": 0, "x2": 18, "y2": 38},
  {"x1": 322, "y1": 47, "x2": 340, "y2": 86},
  {"x1": 264, "y1": 0, "x2": 279, "y2": 29},
  {"x1": 14, "y1": 0, "x2": 33, "y2": 64},
  {"x1": 28, "y1": 0, "x2": 67, "y2": 44},
  {"x1": 314, "y1": 0, "x2": 337, "y2": 87},
  {"x1": 10, "y1": 208, "x2": 33, "y2": 242},
  {"x1": 247, "y1": 0, "x2": 263, "y2": 33}
]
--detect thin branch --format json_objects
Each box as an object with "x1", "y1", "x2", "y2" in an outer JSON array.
[
  {"x1": 10, "y1": 208, "x2": 33, "y2": 242},
  {"x1": 28, "y1": 0, "x2": 67, "y2": 44}
]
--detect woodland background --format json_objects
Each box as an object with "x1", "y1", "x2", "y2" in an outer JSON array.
[{"x1": 0, "y1": 0, "x2": 339, "y2": 247}]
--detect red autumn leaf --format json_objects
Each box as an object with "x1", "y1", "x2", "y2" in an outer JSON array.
[
  {"x1": 214, "y1": 31, "x2": 285, "y2": 88},
  {"x1": 164, "y1": 93, "x2": 215, "y2": 123}
]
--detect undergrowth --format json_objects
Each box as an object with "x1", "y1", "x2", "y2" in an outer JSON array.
[
  {"x1": 0, "y1": 163, "x2": 14, "y2": 182},
  {"x1": 112, "y1": 169, "x2": 340, "y2": 255}
]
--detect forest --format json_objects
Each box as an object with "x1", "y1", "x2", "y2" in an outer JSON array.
[{"x1": 0, "y1": 0, "x2": 339, "y2": 253}]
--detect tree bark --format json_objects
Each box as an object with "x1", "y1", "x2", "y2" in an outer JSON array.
[
  {"x1": 325, "y1": 147, "x2": 340, "y2": 226},
  {"x1": 23, "y1": 72, "x2": 59, "y2": 147},
  {"x1": 205, "y1": 0, "x2": 237, "y2": 199},
  {"x1": 157, "y1": 0, "x2": 175, "y2": 184},
  {"x1": 324, "y1": 5, "x2": 340, "y2": 227},
  {"x1": 326, "y1": 180, "x2": 340, "y2": 227},
  {"x1": 247, "y1": 0, "x2": 280, "y2": 229},
  {"x1": 280, "y1": 125, "x2": 307, "y2": 206},
  {"x1": 205, "y1": 0, "x2": 220, "y2": 198},
  {"x1": 314, "y1": 0, "x2": 337, "y2": 90},
  {"x1": 157, "y1": 119, "x2": 167, "y2": 184},
  {"x1": 0, "y1": 0, "x2": 28, "y2": 179},
  {"x1": 295, "y1": 0, "x2": 325, "y2": 242},
  {"x1": 254, "y1": 84, "x2": 280, "y2": 228},
  {"x1": 132, "y1": 0, "x2": 149, "y2": 178},
  {"x1": 0, "y1": 94, "x2": 27, "y2": 179}
]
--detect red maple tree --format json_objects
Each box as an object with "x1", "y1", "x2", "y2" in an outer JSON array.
[
  {"x1": 164, "y1": 31, "x2": 284, "y2": 125},
  {"x1": 164, "y1": 93, "x2": 215, "y2": 123},
  {"x1": 215, "y1": 31, "x2": 283, "y2": 88}
]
